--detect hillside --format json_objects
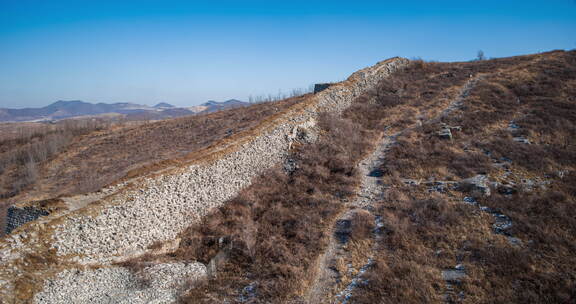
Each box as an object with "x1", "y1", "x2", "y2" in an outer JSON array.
[
  {"x1": 0, "y1": 51, "x2": 575, "y2": 303},
  {"x1": 0, "y1": 97, "x2": 299, "y2": 207}
]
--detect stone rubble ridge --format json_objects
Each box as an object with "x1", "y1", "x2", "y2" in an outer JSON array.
[
  {"x1": 0, "y1": 57, "x2": 408, "y2": 302},
  {"x1": 34, "y1": 262, "x2": 206, "y2": 304},
  {"x1": 52, "y1": 56, "x2": 408, "y2": 264}
]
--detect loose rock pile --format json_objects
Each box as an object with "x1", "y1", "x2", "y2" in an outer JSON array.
[{"x1": 34, "y1": 263, "x2": 206, "y2": 304}]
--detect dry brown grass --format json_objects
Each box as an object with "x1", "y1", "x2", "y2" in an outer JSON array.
[
  {"x1": 349, "y1": 50, "x2": 576, "y2": 303},
  {"x1": 128, "y1": 51, "x2": 576, "y2": 303},
  {"x1": 161, "y1": 57, "x2": 494, "y2": 302},
  {"x1": 0, "y1": 97, "x2": 305, "y2": 206},
  {"x1": 0, "y1": 119, "x2": 111, "y2": 198},
  {"x1": 8, "y1": 50, "x2": 570, "y2": 302},
  {"x1": 172, "y1": 112, "x2": 375, "y2": 302}
]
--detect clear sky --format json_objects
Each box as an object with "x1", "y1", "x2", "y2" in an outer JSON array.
[{"x1": 1, "y1": 0, "x2": 575, "y2": 108}]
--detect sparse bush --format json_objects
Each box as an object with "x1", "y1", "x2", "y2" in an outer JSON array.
[
  {"x1": 350, "y1": 210, "x2": 375, "y2": 241},
  {"x1": 177, "y1": 114, "x2": 375, "y2": 302},
  {"x1": 0, "y1": 119, "x2": 111, "y2": 201}
]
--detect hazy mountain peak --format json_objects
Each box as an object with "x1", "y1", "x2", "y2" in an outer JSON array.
[
  {"x1": 0, "y1": 99, "x2": 248, "y2": 122},
  {"x1": 153, "y1": 102, "x2": 175, "y2": 108},
  {"x1": 47, "y1": 100, "x2": 88, "y2": 108}
]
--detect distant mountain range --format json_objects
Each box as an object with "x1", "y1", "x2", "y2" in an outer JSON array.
[{"x1": 0, "y1": 99, "x2": 248, "y2": 122}]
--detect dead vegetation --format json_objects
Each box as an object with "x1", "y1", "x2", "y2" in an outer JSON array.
[
  {"x1": 0, "y1": 97, "x2": 306, "y2": 237},
  {"x1": 159, "y1": 50, "x2": 576, "y2": 303},
  {"x1": 151, "y1": 55, "x2": 504, "y2": 302},
  {"x1": 5, "y1": 50, "x2": 574, "y2": 302},
  {"x1": 0, "y1": 96, "x2": 305, "y2": 206},
  {"x1": 171, "y1": 112, "x2": 375, "y2": 302},
  {"x1": 349, "y1": 50, "x2": 576, "y2": 303},
  {"x1": 0, "y1": 119, "x2": 111, "y2": 199}
]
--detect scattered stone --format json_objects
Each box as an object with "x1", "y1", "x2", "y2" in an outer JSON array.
[
  {"x1": 335, "y1": 220, "x2": 352, "y2": 244},
  {"x1": 402, "y1": 179, "x2": 421, "y2": 186},
  {"x1": 497, "y1": 185, "x2": 516, "y2": 195},
  {"x1": 508, "y1": 121, "x2": 520, "y2": 131},
  {"x1": 238, "y1": 282, "x2": 258, "y2": 303},
  {"x1": 513, "y1": 136, "x2": 530, "y2": 144},
  {"x1": 438, "y1": 127, "x2": 453, "y2": 140},
  {"x1": 426, "y1": 180, "x2": 458, "y2": 193},
  {"x1": 335, "y1": 258, "x2": 374, "y2": 304},
  {"x1": 368, "y1": 168, "x2": 384, "y2": 177},
  {"x1": 442, "y1": 267, "x2": 467, "y2": 282},
  {"x1": 459, "y1": 174, "x2": 491, "y2": 196},
  {"x1": 461, "y1": 197, "x2": 518, "y2": 242},
  {"x1": 463, "y1": 197, "x2": 478, "y2": 205},
  {"x1": 283, "y1": 157, "x2": 298, "y2": 174},
  {"x1": 373, "y1": 216, "x2": 385, "y2": 235},
  {"x1": 437, "y1": 123, "x2": 462, "y2": 140},
  {"x1": 507, "y1": 236, "x2": 523, "y2": 246},
  {"x1": 479, "y1": 205, "x2": 493, "y2": 213},
  {"x1": 493, "y1": 213, "x2": 513, "y2": 234}
]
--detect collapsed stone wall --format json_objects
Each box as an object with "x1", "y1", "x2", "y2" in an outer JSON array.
[
  {"x1": 4, "y1": 206, "x2": 50, "y2": 235},
  {"x1": 0, "y1": 57, "x2": 409, "y2": 302},
  {"x1": 34, "y1": 262, "x2": 206, "y2": 304},
  {"x1": 47, "y1": 57, "x2": 408, "y2": 265}
]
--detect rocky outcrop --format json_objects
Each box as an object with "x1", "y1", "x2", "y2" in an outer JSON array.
[{"x1": 0, "y1": 57, "x2": 408, "y2": 302}]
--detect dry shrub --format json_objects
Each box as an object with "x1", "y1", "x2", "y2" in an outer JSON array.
[
  {"x1": 177, "y1": 114, "x2": 374, "y2": 302},
  {"x1": 134, "y1": 50, "x2": 576, "y2": 302},
  {"x1": 353, "y1": 257, "x2": 441, "y2": 304},
  {"x1": 0, "y1": 119, "x2": 111, "y2": 200},
  {"x1": 353, "y1": 50, "x2": 576, "y2": 303},
  {"x1": 348, "y1": 195, "x2": 470, "y2": 303},
  {"x1": 349, "y1": 210, "x2": 375, "y2": 241}
]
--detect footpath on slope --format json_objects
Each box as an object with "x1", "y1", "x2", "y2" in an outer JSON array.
[
  {"x1": 305, "y1": 75, "x2": 483, "y2": 304},
  {"x1": 0, "y1": 58, "x2": 409, "y2": 303}
]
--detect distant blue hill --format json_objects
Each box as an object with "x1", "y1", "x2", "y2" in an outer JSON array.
[{"x1": 0, "y1": 99, "x2": 248, "y2": 122}]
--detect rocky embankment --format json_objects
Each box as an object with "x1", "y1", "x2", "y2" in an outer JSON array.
[{"x1": 0, "y1": 57, "x2": 408, "y2": 303}]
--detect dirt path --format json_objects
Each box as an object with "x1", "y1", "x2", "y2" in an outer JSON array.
[
  {"x1": 305, "y1": 134, "x2": 396, "y2": 304},
  {"x1": 305, "y1": 76, "x2": 483, "y2": 304}
]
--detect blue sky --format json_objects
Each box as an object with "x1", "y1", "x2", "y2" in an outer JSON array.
[{"x1": 0, "y1": 1, "x2": 575, "y2": 108}]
